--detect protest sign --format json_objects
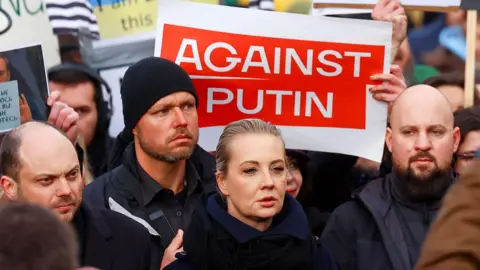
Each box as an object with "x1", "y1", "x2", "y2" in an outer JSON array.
[
  {"x1": 313, "y1": 0, "x2": 461, "y2": 11},
  {"x1": 314, "y1": 0, "x2": 460, "y2": 6},
  {"x1": 89, "y1": 0, "x2": 219, "y2": 40},
  {"x1": 99, "y1": 65, "x2": 129, "y2": 137},
  {"x1": 154, "y1": 0, "x2": 392, "y2": 162},
  {"x1": 0, "y1": 44, "x2": 50, "y2": 121},
  {"x1": 311, "y1": 7, "x2": 371, "y2": 15},
  {"x1": 0, "y1": 81, "x2": 20, "y2": 132},
  {"x1": 0, "y1": 0, "x2": 60, "y2": 67}
]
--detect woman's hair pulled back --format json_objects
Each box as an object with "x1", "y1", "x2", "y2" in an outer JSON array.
[{"x1": 215, "y1": 119, "x2": 284, "y2": 175}]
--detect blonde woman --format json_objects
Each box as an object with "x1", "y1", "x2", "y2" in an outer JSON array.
[{"x1": 163, "y1": 119, "x2": 337, "y2": 270}]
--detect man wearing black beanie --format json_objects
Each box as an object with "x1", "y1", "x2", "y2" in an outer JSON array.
[{"x1": 83, "y1": 57, "x2": 217, "y2": 270}]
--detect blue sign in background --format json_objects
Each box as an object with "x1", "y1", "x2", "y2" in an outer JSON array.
[{"x1": 0, "y1": 80, "x2": 20, "y2": 132}]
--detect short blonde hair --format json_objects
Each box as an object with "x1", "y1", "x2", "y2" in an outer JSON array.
[{"x1": 215, "y1": 118, "x2": 284, "y2": 175}]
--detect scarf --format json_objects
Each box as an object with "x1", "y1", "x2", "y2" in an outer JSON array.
[{"x1": 183, "y1": 194, "x2": 315, "y2": 270}]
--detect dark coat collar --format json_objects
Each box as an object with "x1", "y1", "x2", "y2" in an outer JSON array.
[
  {"x1": 77, "y1": 202, "x2": 114, "y2": 269},
  {"x1": 121, "y1": 143, "x2": 205, "y2": 205},
  {"x1": 206, "y1": 194, "x2": 309, "y2": 244},
  {"x1": 120, "y1": 144, "x2": 144, "y2": 203},
  {"x1": 81, "y1": 202, "x2": 113, "y2": 239}
]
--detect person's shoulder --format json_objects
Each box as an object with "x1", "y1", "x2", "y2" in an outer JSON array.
[
  {"x1": 190, "y1": 145, "x2": 215, "y2": 181},
  {"x1": 83, "y1": 166, "x2": 128, "y2": 206},
  {"x1": 83, "y1": 171, "x2": 113, "y2": 208},
  {"x1": 83, "y1": 205, "x2": 151, "y2": 268},
  {"x1": 91, "y1": 168, "x2": 116, "y2": 183},
  {"x1": 314, "y1": 239, "x2": 338, "y2": 270},
  {"x1": 93, "y1": 206, "x2": 150, "y2": 240},
  {"x1": 324, "y1": 199, "x2": 368, "y2": 234},
  {"x1": 331, "y1": 199, "x2": 362, "y2": 216},
  {"x1": 85, "y1": 169, "x2": 115, "y2": 190},
  {"x1": 189, "y1": 146, "x2": 217, "y2": 195}
]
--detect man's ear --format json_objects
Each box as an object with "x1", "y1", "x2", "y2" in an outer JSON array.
[
  {"x1": 0, "y1": 175, "x2": 19, "y2": 200},
  {"x1": 386, "y1": 127, "x2": 393, "y2": 153},
  {"x1": 216, "y1": 172, "x2": 228, "y2": 197},
  {"x1": 452, "y1": 127, "x2": 461, "y2": 153}
]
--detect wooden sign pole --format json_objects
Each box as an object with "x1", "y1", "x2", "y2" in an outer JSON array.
[{"x1": 464, "y1": 10, "x2": 477, "y2": 108}]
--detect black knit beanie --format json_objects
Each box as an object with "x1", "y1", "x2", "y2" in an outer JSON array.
[
  {"x1": 121, "y1": 57, "x2": 198, "y2": 133},
  {"x1": 106, "y1": 57, "x2": 197, "y2": 170}
]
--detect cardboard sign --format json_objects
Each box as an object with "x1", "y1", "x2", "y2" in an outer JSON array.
[
  {"x1": 0, "y1": 44, "x2": 50, "y2": 121},
  {"x1": 313, "y1": 0, "x2": 461, "y2": 11},
  {"x1": 0, "y1": 81, "x2": 20, "y2": 132},
  {"x1": 313, "y1": 0, "x2": 460, "y2": 6},
  {"x1": 154, "y1": 0, "x2": 392, "y2": 162},
  {"x1": 0, "y1": 0, "x2": 60, "y2": 67},
  {"x1": 461, "y1": 0, "x2": 480, "y2": 10},
  {"x1": 312, "y1": 7, "x2": 371, "y2": 15},
  {"x1": 89, "y1": 0, "x2": 219, "y2": 40}
]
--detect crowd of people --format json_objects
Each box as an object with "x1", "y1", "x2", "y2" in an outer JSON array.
[{"x1": 1, "y1": 0, "x2": 480, "y2": 270}]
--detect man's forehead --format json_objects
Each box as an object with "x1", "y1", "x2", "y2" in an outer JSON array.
[
  {"x1": 50, "y1": 82, "x2": 96, "y2": 106},
  {"x1": 154, "y1": 91, "x2": 196, "y2": 107},
  {"x1": 18, "y1": 144, "x2": 79, "y2": 177},
  {"x1": 16, "y1": 124, "x2": 79, "y2": 174},
  {"x1": 162, "y1": 91, "x2": 194, "y2": 101},
  {"x1": 392, "y1": 104, "x2": 453, "y2": 129}
]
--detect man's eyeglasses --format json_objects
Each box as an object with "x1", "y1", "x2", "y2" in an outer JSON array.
[{"x1": 457, "y1": 151, "x2": 478, "y2": 161}]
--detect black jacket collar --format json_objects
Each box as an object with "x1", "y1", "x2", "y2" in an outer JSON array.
[
  {"x1": 73, "y1": 203, "x2": 114, "y2": 269},
  {"x1": 121, "y1": 143, "x2": 214, "y2": 205},
  {"x1": 206, "y1": 194, "x2": 310, "y2": 244}
]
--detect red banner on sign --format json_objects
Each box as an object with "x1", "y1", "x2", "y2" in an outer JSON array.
[{"x1": 159, "y1": 24, "x2": 385, "y2": 129}]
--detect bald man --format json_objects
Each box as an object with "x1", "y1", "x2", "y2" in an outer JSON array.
[
  {"x1": 321, "y1": 85, "x2": 460, "y2": 270},
  {"x1": 0, "y1": 121, "x2": 152, "y2": 270}
]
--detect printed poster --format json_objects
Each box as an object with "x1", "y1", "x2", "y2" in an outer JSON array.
[
  {"x1": 0, "y1": 44, "x2": 50, "y2": 123},
  {"x1": 154, "y1": 0, "x2": 392, "y2": 162},
  {"x1": 0, "y1": 81, "x2": 20, "y2": 132}
]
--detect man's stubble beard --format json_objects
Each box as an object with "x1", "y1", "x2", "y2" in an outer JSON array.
[
  {"x1": 137, "y1": 128, "x2": 197, "y2": 163},
  {"x1": 17, "y1": 188, "x2": 80, "y2": 222},
  {"x1": 392, "y1": 156, "x2": 453, "y2": 201}
]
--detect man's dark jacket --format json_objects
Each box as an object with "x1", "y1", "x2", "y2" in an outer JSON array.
[
  {"x1": 83, "y1": 144, "x2": 217, "y2": 270},
  {"x1": 79, "y1": 202, "x2": 151, "y2": 270},
  {"x1": 321, "y1": 173, "x2": 448, "y2": 270}
]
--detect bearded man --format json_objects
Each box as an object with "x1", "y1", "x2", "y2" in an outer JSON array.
[
  {"x1": 83, "y1": 57, "x2": 217, "y2": 270},
  {"x1": 321, "y1": 84, "x2": 460, "y2": 270}
]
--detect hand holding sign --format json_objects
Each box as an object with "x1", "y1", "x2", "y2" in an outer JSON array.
[
  {"x1": 47, "y1": 91, "x2": 79, "y2": 144},
  {"x1": 372, "y1": 0, "x2": 408, "y2": 61},
  {"x1": 155, "y1": 0, "x2": 393, "y2": 161},
  {"x1": 370, "y1": 64, "x2": 406, "y2": 114},
  {"x1": 19, "y1": 94, "x2": 32, "y2": 124}
]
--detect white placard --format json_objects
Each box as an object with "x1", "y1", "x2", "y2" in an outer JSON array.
[
  {"x1": 154, "y1": 0, "x2": 392, "y2": 162},
  {"x1": 312, "y1": 0, "x2": 461, "y2": 7},
  {"x1": 0, "y1": 0, "x2": 60, "y2": 68},
  {"x1": 312, "y1": 8, "x2": 372, "y2": 15}
]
